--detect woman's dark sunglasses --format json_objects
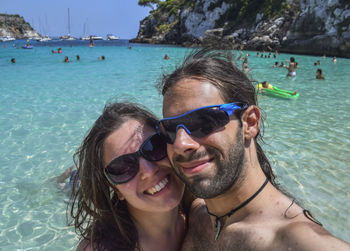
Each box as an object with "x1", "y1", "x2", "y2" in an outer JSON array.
[
  {"x1": 104, "y1": 133, "x2": 167, "y2": 185},
  {"x1": 156, "y1": 102, "x2": 248, "y2": 144}
]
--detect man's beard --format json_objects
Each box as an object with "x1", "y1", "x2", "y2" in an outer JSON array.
[{"x1": 172, "y1": 128, "x2": 246, "y2": 199}]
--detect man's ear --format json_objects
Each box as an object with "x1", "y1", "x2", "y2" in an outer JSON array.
[{"x1": 241, "y1": 105, "x2": 261, "y2": 140}]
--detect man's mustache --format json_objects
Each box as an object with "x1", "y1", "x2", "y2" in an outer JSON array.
[{"x1": 173, "y1": 147, "x2": 220, "y2": 163}]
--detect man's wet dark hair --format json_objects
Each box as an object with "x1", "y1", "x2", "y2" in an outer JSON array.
[{"x1": 157, "y1": 48, "x2": 277, "y2": 187}]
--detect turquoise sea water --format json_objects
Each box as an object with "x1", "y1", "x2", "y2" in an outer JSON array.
[{"x1": 0, "y1": 40, "x2": 349, "y2": 250}]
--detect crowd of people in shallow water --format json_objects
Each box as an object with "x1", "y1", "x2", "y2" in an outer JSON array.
[
  {"x1": 253, "y1": 50, "x2": 332, "y2": 80},
  {"x1": 5, "y1": 44, "x2": 338, "y2": 82},
  {"x1": 236, "y1": 50, "x2": 334, "y2": 95},
  {"x1": 57, "y1": 48, "x2": 106, "y2": 63}
]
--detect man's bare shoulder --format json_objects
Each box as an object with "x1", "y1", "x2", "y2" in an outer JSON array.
[{"x1": 275, "y1": 217, "x2": 350, "y2": 250}]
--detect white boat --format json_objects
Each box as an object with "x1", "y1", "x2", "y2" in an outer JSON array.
[
  {"x1": 106, "y1": 34, "x2": 119, "y2": 40},
  {"x1": 37, "y1": 36, "x2": 52, "y2": 42},
  {"x1": 90, "y1": 35, "x2": 103, "y2": 40},
  {"x1": 80, "y1": 35, "x2": 103, "y2": 40},
  {"x1": 80, "y1": 36, "x2": 90, "y2": 40},
  {"x1": 0, "y1": 35, "x2": 16, "y2": 42},
  {"x1": 60, "y1": 34, "x2": 76, "y2": 40},
  {"x1": 31, "y1": 36, "x2": 41, "y2": 41}
]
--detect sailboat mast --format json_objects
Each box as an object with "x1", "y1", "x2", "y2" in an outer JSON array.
[
  {"x1": 68, "y1": 8, "x2": 71, "y2": 36},
  {"x1": 45, "y1": 15, "x2": 48, "y2": 36}
]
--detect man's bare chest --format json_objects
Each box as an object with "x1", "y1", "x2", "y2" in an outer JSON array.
[{"x1": 182, "y1": 223, "x2": 272, "y2": 251}]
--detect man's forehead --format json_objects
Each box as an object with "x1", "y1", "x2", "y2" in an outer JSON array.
[{"x1": 162, "y1": 79, "x2": 224, "y2": 117}]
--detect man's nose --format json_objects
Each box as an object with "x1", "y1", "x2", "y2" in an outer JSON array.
[{"x1": 171, "y1": 126, "x2": 201, "y2": 155}]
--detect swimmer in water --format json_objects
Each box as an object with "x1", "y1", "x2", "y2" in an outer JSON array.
[
  {"x1": 316, "y1": 68, "x2": 325, "y2": 80},
  {"x1": 56, "y1": 165, "x2": 79, "y2": 193},
  {"x1": 286, "y1": 57, "x2": 297, "y2": 77}
]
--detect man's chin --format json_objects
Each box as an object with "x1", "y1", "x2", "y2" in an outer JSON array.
[{"x1": 185, "y1": 178, "x2": 225, "y2": 199}]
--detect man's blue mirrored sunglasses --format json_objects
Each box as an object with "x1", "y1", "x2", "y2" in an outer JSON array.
[{"x1": 156, "y1": 102, "x2": 248, "y2": 144}]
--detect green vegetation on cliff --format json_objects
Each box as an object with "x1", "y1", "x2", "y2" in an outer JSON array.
[
  {"x1": 215, "y1": 0, "x2": 290, "y2": 27},
  {"x1": 138, "y1": 0, "x2": 194, "y2": 16},
  {"x1": 139, "y1": 0, "x2": 191, "y2": 35},
  {"x1": 138, "y1": 0, "x2": 291, "y2": 30}
]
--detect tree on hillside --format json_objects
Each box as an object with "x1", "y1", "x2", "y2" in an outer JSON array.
[{"x1": 138, "y1": 0, "x2": 160, "y2": 10}]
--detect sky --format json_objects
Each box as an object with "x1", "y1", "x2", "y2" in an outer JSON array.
[{"x1": 0, "y1": 0, "x2": 152, "y2": 39}]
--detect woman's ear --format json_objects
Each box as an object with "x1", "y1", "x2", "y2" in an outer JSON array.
[{"x1": 241, "y1": 105, "x2": 261, "y2": 140}]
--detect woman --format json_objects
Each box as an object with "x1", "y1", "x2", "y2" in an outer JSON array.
[{"x1": 70, "y1": 101, "x2": 191, "y2": 251}]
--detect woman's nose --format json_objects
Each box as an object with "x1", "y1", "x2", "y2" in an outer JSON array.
[{"x1": 138, "y1": 158, "x2": 160, "y2": 180}]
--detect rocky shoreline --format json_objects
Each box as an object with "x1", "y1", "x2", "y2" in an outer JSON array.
[
  {"x1": 0, "y1": 14, "x2": 41, "y2": 39},
  {"x1": 130, "y1": 0, "x2": 350, "y2": 58}
]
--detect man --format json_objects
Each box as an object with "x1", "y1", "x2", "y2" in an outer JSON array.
[{"x1": 157, "y1": 48, "x2": 350, "y2": 250}]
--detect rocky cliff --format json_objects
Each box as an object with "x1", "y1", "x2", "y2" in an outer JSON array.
[
  {"x1": 131, "y1": 0, "x2": 350, "y2": 57},
  {"x1": 0, "y1": 14, "x2": 40, "y2": 39}
]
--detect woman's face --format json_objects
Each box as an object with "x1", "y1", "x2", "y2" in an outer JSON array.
[{"x1": 103, "y1": 119, "x2": 185, "y2": 214}]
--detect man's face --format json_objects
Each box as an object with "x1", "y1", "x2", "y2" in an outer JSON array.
[{"x1": 162, "y1": 78, "x2": 246, "y2": 199}]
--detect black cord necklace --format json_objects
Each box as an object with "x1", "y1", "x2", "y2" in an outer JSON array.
[{"x1": 206, "y1": 178, "x2": 269, "y2": 241}]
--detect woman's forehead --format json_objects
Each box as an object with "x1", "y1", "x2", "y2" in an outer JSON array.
[{"x1": 103, "y1": 120, "x2": 147, "y2": 166}]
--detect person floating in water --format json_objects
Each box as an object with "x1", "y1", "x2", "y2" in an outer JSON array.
[
  {"x1": 52, "y1": 48, "x2": 62, "y2": 54},
  {"x1": 101, "y1": 55, "x2": 105, "y2": 60},
  {"x1": 332, "y1": 56, "x2": 337, "y2": 63},
  {"x1": 316, "y1": 68, "x2": 325, "y2": 80},
  {"x1": 11, "y1": 58, "x2": 15, "y2": 63},
  {"x1": 257, "y1": 81, "x2": 297, "y2": 96},
  {"x1": 56, "y1": 165, "x2": 79, "y2": 194},
  {"x1": 76, "y1": 55, "x2": 80, "y2": 61},
  {"x1": 164, "y1": 54, "x2": 170, "y2": 60},
  {"x1": 64, "y1": 56, "x2": 69, "y2": 63},
  {"x1": 257, "y1": 81, "x2": 274, "y2": 91}
]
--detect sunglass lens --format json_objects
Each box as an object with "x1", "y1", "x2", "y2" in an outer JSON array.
[
  {"x1": 161, "y1": 108, "x2": 230, "y2": 143},
  {"x1": 191, "y1": 109, "x2": 230, "y2": 138},
  {"x1": 106, "y1": 154, "x2": 139, "y2": 184},
  {"x1": 142, "y1": 134, "x2": 167, "y2": 161}
]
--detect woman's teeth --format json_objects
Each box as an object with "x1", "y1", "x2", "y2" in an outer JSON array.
[{"x1": 147, "y1": 177, "x2": 168, "y2": 195}]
